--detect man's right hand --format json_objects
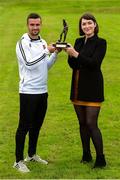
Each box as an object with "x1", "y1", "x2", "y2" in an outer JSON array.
[
  {"x1": 47, "y1": 44, "x2": 56, "y2": 53},
  {"x1": 47, "y1": 44, "x2": 62, "y2": 54}
]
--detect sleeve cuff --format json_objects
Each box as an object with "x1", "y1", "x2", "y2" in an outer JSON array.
[{"x1": 44, "y1": 49, "x2": 50, "y2": 55}]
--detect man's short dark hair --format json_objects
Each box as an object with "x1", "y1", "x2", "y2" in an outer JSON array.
[{"x1": 27, "y1": 13, "x2": 42, "y2": 24}]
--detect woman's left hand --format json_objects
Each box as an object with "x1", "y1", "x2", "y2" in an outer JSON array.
[{"x1": 64, "y1": 46, "x2": 79, "y2": 58}]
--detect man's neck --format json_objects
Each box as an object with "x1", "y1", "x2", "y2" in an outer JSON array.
[{"x1": 28, "y1": 33, "x2": 39, "y2": 40}]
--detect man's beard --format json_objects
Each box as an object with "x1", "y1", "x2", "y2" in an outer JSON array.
[{"x1": 32, "y1": 30, "x2": 39, "y2": 36}]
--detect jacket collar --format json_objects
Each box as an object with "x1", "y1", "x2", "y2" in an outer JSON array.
[
  {"x1": 28, "y1": 35, "x2": 41, "y2": 42},
  {"x1": 21, "y1": 33, "x2": 42, "y2": 42},
  {"x1": 84, "y1": 34, "x2": 98, "y2": 41}
]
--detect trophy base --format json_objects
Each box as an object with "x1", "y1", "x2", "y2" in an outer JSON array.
[{"x1": 53, "y1": 42, "x2": 69, "y2": 48}]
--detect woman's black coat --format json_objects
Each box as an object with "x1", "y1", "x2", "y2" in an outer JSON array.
[{"x1": 68, "y1": 35, "x2": 107, "y2": 102}]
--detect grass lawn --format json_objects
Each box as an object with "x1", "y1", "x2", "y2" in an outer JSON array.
[{"x1": 0, "y1": 0, "x2": 120, "y2": 179}]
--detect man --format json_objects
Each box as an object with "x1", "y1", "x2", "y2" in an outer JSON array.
[{"x1": 13, "y1": 13, "x2": 60, "y2": 173}]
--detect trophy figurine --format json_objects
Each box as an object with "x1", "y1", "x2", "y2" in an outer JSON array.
[{"x1": 53, "y1": 19, "x2": 69, "y2": 48}]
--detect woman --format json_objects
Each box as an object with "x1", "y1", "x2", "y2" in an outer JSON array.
[{"x1": 65, "y1": 13, "x2": 107, "y2": 168}]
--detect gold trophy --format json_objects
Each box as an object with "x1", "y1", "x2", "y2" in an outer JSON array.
[{"x1": 53, "y1": 19, "x2": 69, "y2": 48}]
